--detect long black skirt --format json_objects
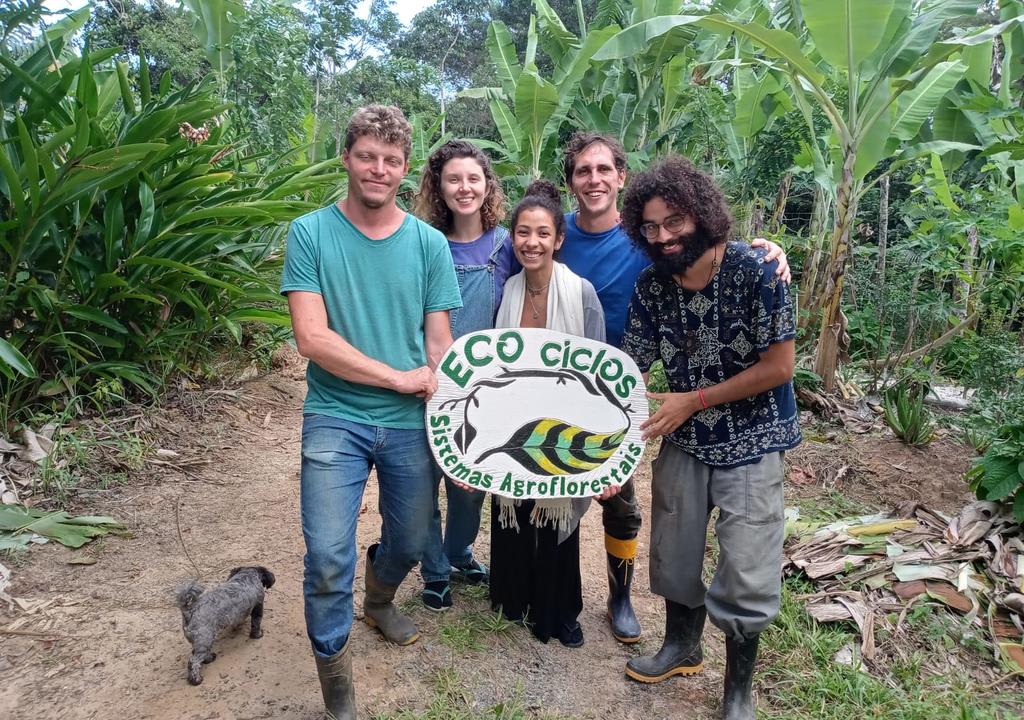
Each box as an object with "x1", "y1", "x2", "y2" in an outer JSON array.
[{"x1": 488, "y1": 496, "x2": 582, "y2": 644}]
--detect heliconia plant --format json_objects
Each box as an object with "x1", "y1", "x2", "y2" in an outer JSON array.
[{"x1": 0, "y1": 7, "x2": 344, "y2": 424}]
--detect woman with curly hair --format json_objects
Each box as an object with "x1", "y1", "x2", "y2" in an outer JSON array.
[{"x1": 412, "y1": 139, "x2": 516, "y2": 611}]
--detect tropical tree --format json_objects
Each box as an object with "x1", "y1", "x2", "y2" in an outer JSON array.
[
  {"x1": 85, "y1": 0, "x2": 208, "y2": 91},
  {"x1": 596, "y1": 0, "x2": 1024, "y2": 390}
]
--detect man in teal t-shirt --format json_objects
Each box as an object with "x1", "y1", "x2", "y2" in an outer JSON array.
[{"x1": 281, "y1": 105, "x2": 460, "y2": 720}]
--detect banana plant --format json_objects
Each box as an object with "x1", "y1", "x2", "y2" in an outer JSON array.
[
  {"x1": 460, "y1": 1, "x2": 620, "y2": 184},
  {"x1": 181, "y1": 0, "x2": 245, "y2": 99},
  {"x1": 596, "y1": 0, "x2": 1023, "y2": 391}
]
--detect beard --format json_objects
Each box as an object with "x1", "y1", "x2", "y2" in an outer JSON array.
[{"x1": 644, "y1": 226, "x2": 717, "y2": 277}]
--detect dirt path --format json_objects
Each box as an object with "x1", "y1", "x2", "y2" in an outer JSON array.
[{"x1": 2, "y1": 362, "x2": 730, "y2": 720}]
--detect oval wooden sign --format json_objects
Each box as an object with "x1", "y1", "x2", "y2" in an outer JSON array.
[{"x1": 427, "y1": 328, "x2": 648, "y2": 500}]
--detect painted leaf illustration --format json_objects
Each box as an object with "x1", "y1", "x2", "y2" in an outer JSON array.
[
  {"x1": 454, "y1": 418, "x2": 477, "y2": 454},
  {"x1": 476, "y1": 418, "x2": 626, "y2": 475}
]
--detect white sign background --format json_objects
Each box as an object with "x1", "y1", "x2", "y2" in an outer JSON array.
[{"x1": 426, "y1": 328, "x2": 648, "y2": 500}]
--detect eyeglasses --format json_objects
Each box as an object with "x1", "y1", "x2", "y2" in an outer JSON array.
[{"x1": 639, "y1": 214, "x2": 690, "y2": 240}]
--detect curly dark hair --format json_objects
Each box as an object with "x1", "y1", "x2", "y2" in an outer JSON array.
[
  {"x1": 510, "y1": 179, "x2": 565, "y2": 258},
  {"x1": 562, "y1": 131, "x2": 627, "y2": 185},
  {"x1": 620, "y1": 155, "x2": 732, "y2": 248},
  {"x1": 412, "y1": 140, "x2": 506, "y2": 235}
]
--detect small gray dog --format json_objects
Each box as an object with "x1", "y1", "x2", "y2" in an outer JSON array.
[{"x1": 175, "y1": 565, "x2": 275, "y2": 685}]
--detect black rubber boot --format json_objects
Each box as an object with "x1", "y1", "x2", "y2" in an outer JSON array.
[
  {"x1": 362, "y1": 544, "x2": 419, "y2": 645},
  {"x1": 722, "y1": 634, "x2": 759, "y2": 720},
  {"x1": 314, "y1": 640, "x2": 356, "y2": 720},
  {"x1": 625, "y1": 600, "x2": 705, "y2": 683},
  {"x1": 606, "y1": 550, "x2": 641, "y2": 643}
]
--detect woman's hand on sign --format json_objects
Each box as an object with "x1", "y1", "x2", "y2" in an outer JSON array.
[
  {"x1": 596, "y1": 484, "x2": 622, "y2": 501},
  {"x1": 449, "y1": 477, "x2": 477, "y2": 493},
  {"x1": 391, "y1": 366, "x2": 438, "y2": 399},
  {"x1": 641, "y1": 391, "x2": 701, "y2": 439}
]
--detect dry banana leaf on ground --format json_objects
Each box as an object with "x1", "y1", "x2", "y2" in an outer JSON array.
[{"x1": 785, "y1": 501, "x2": 1024, "y2": 671}]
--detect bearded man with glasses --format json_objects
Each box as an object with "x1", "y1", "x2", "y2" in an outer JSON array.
[{"x1": 619, "y1": 155, "x2": 801, "y2": 720}]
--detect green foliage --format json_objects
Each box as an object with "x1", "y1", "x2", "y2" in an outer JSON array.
[
  {"x1": 0, "y1": 7, "x2": 340, "y2": 423},
  {"x1": 792, "y1": 365, "x2": 822, "y2": 394},
  {"x1": 883, "y1": 385, "x2": 935, "y2": 447},
  {"x1": 943, "y1": 329, "x2": 1024, "y2": 397},
  {"x1": 85, "y1": 1, "x2": 208, "y2": 91},
  {"x1": 228, "y1": 0, "x2": 312, "y2": 154},
  {"x1": 0, "y1": 504, "x2": 126, "y2": 549},
  {"x1": 968, "y1": 422, "x2": 1024, "y2": 521}
]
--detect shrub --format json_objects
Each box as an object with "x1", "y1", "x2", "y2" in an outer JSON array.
[
  {"x1": 967, "y1": 422, "x2": 1024, "y2": 522},
  {"x1": 0, "y1": 10, "x2": 342, "y2": 424}
]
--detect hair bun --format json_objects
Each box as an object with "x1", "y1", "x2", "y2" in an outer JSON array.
[{"x1": 524, "y1": 179, "x2": 560, "y2": 203}]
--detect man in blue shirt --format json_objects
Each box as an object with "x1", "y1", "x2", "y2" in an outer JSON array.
[
  {"x1": 619, "y1": 155, "x2": 799, "y2": 720},
  {"x1": 282, "y1": 105, "x2": 461, "y2": 720},
  {"x1": 558, "y1": 132, "x2": 791, "y2": 646}
]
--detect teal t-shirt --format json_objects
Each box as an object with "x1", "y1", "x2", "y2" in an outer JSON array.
[{"x1": 280, "y1": 204, "x2": 462, "y2": 428}]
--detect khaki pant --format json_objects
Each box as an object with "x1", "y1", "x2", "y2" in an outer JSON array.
[{"x1": 649, "y1": 442, "x2": 784, "y2": 641}]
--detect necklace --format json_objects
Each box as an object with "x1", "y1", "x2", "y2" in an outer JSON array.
[
  {"x1": 526, "y1": 289, "x2": 544, "y2": 320},
  {"x1": 706, "y1": 244, "x2": 721, "y2": 286},
  {"x1": 526, "y1": 278, "x2": 548, "y2": 320}
]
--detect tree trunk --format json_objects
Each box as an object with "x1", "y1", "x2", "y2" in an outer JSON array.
[
  {"x1": 751, "y1": 200, "x2": 766, "y2": 236},
  {"x1": 875, "y1": 175, "x2": 889, "y2": 299},
  {"x1": 813, "y1": 149, "x2": 859, "y2": 392},
  {"x1": 958, "y1": 225, "x2": 979, "y2": 319},
  {"x1": 438, "y1": 28, "x2": 462, "y2": 138},
  {"x1": 769, "y1": 172, "x2": 792, "y2": 234},
  {"x1": 866, "y1": 311, "x2": 981, "y2": 370},
  {"x1": 798, "y1": 184, "x2": 832, "y2": 331},
  {"x1": 312, "y1": 73, "x2": 321, "y2": 162},
  {"x1": 970, "y1": 258, "x2": 995, "y2": 332},
  {"x1": 901, "y1": 272, "x2": 923, "y2": 354}
]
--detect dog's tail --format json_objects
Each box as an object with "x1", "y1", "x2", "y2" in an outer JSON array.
[{"x1": 175, "y1": 579, "x2": 204, "y2": 617}]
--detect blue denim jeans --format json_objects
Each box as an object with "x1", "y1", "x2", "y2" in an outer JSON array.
[
  {"x1": 421, "y1": 468, "x2": 487, "y2": 582},
  {"x1": 300, "y1": 413, "x2": 435, "y2": 657},
  {"x1": 420, "y1": 247, "x2": 498, "y2": 583}
]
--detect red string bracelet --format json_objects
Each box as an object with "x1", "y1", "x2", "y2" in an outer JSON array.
[{"x1": 698, "y1": 387, "x2": 709, "y2": 410}]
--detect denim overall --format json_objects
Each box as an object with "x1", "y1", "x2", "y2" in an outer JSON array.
[{"x1": 421, "y1": 229, "x2": 508, "y2": 582}]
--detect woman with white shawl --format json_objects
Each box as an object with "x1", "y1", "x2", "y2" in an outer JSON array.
[{"x1": 489, "y1": 179, "x2": 607, "y2": 647}]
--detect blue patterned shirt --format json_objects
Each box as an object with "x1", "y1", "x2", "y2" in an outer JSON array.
[{"x1": 621, "y1": 242, "x2": 801, "y2": 467}]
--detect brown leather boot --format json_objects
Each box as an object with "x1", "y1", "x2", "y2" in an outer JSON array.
[{"x1": 361, "y1": 544, "x2": 419, "y2": 645}]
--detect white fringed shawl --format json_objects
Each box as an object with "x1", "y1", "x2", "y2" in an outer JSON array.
[{"x1": 494, "y1": 262, "x2": 591, "y2": 542}]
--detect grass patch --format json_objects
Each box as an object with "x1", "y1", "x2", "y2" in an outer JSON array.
[
  {"x1": 35, "y1": 422, "x2": 150, "y2": 505},
  {"x1": 438, "y1": 608, "x2": 518, "y2": 653},
  {"x1": 759, "y1": 578, "x2": 1023, "y2": 720},
  {"x1": 791, "y1": 489, "x2": 872, "y2": 524},
  {"x1": 371, "y1": 666, "x2": 527, "y2": 720}
]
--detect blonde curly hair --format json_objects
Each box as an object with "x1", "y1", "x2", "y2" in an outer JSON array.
[{"x1": 344, "y1": 105, "x2": 413, "y2": 159}]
